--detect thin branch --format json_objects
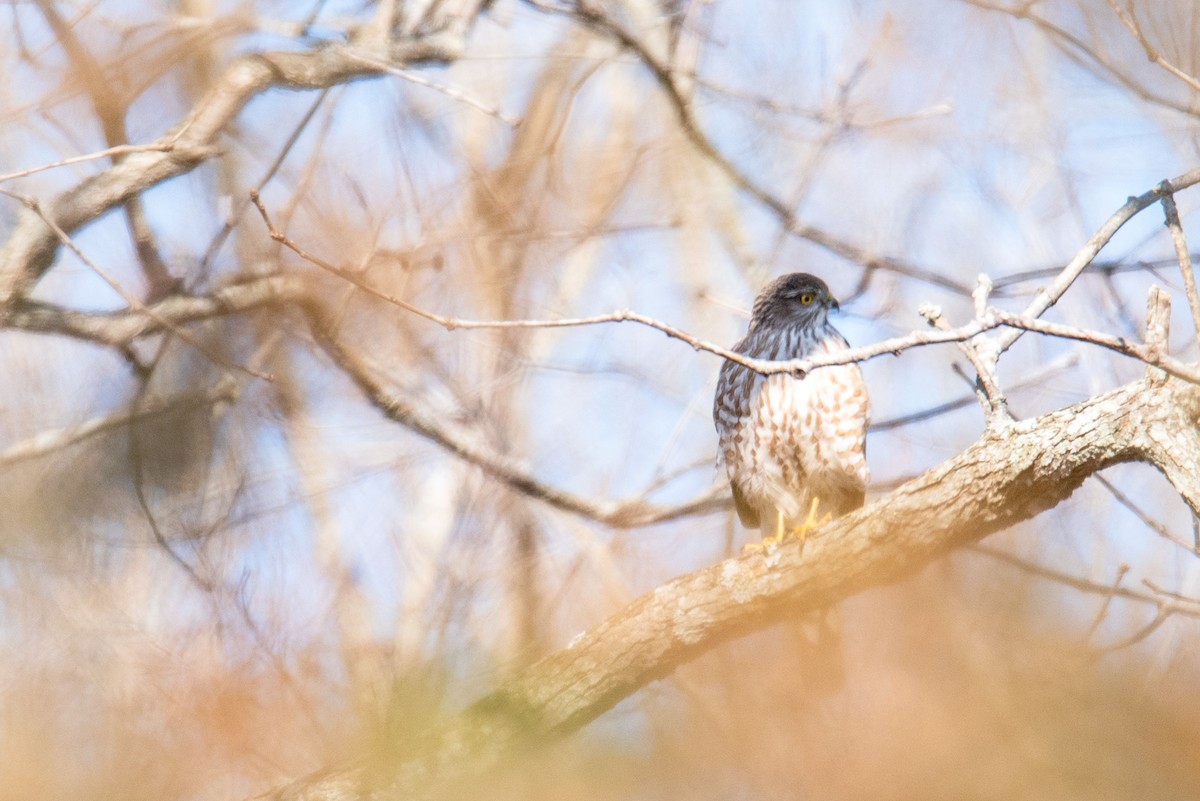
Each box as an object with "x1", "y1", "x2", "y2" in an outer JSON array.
[
  {"x1": 252, "y1": 191, "x2": 1200, "y2": 383},
  {"x1": 198, "y1": 87, "x2": 332, "y2": 278},
  {"x1": 0, "y1": 143, "x2": 175, "y2": 184},
  {"x1": 997, "y1": 167, "x2": 1200, "y2": 354},
  {"x1": 968, "y1": 544, "x2": 1200, "y2": 618},
  {"x1": 1142, "y1": 578, "x2": 1200, "y2": 608},
  {"x1": 991, "y1": 254, "x2": 1189, "y2": 290},
  {"x1": 871, "y1": 351, "x2": 1078, "y2": 431},
  {"x1": 991, "y1": 308, "x2": 1200, "y2": 385},
  {"x1": 1159, "y1": 187, "x2": 1200, "y2": 346},
  {"x1": 340, "y1": 49, "x2": 519, "y2": 125},
  {"x1": 1097, "y1": 606, "x2": 1174, "y2": 653}
]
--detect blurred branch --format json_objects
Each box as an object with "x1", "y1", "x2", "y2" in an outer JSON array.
[
  {"x1": 0, "y1": 186, "x2": 272, "y2": 381},
  {"x1": 965, "y1": 0, "x2": 1198, "y2": 118},
  {"x1": 1095, "y1": 475, "x2": 1196, "y2": 554},
  {"x1": 264, "y1": 369, "x2": 1200, "y2": 800},
  {"x1": 0, "y1": 0, "x2": 492, "y2": 311},
  {"x1": 969, "y1": 544, "x2": 1188, "y2": 614},
  {"x1": 303, "y1": 301, "x2": 729, "y2": 528},
  {"x1": 340, "y1": 50, "x2": 519, "y2": 125},
  {"x1": 0, "y1": 378, "x2": 237, "y2": 467},
  {"x1": 33, "y1": 0, "x2": 175, "y2": 297},
  {"x1": 870, "y1": 351, "x2": 1078, "y2": 432},
  {"x1": 1106, "y1": 0, "x2": 1200, "y2": 94},
  {"x1": 992, "y1": 253, "x2": 1199, "y2": 291},
  {"x1": 525, "y1": 0, "x2": 973, "y2": 296},
  {"x1": 3, "y1": 273, "x2": 309, "y2": 346}
]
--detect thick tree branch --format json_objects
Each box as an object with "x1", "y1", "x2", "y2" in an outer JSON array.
[{"x1": 262, "y1": 371, "x2": 1200, "y2": 800}]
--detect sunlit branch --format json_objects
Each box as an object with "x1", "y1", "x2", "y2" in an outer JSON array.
[
  {"x1": 251, "y1": 192, "x2": 1200, "y2": 383},
  {"x1": 266, "y1": 370, "x2": 1200, "y2": 799},
  {"x1": 996, "y1": 169, "x2": 1200, "y2": 354}
]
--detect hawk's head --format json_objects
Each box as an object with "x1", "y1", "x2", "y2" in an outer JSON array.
[{"x1": 749, "y1": 272, "x2": 840, "y2": 332}]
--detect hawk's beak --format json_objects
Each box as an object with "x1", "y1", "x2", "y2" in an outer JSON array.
[{"x1": 828, "y1": 296, "x2": 841, "y2": 312}]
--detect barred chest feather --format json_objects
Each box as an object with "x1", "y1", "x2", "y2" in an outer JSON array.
[{"x1": 714, "y1": 325, "x2": 870, "y2": 522}]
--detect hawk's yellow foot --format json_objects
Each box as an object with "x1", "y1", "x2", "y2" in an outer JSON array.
[
  {"x1": 742, "y1": 510, "x2": 787, "y2": 554},
  {"x1": 789, "y1": 496, "x2": 832, "y2": 546}
]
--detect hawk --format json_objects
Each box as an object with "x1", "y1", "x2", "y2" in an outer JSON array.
[{"x1": 713, "y1": 273, "x2": 870, "y2": 545}]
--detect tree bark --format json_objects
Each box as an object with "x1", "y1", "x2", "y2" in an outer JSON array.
[{"x1": 264, "y1": 370, "x2": 1200, "y2": 800}]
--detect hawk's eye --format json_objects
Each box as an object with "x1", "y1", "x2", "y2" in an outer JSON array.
[{"x1": 799, "y1": 292, "x2": 816, "y2": 305}]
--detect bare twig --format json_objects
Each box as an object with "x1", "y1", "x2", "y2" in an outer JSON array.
[
  {"x1": 1098, "y1": 606, "x2": 1174, "y2": 653},
  {"x1": 0, "y1": 142, "x2": 175, "y2": 184},
  {"x1": 198, "y1": 88, "x2": 332, "y2": 278},
  {"x1": 991, "y1": 254, "x2": 1190, "y2": 290},
  {"x1": 1159, "y1": 187, "x2": 1200, "y2": 346},
  {"x1": 252, "y1": 192, "x2": 1200, "y2": 383},
  {"x1": 340, "y1": 49, "x2": 519, "y2": 124},
  {"x1": 997, "y1": 167, "x2": 1200, "y2": 354},
  {"x1": 1142, "y1": 578, "x2": 1200, "y2": 608},
  {"x1": 871, "y1": 351, "x2": 1078, "y2": 431},
  {"x1": 969, "y1": 544, "x2": 1200, "y2": 618}
]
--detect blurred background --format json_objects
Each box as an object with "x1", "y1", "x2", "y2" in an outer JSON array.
[{"x1": 1, "y1": 1, "x2": 1200, "y2": 799}]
